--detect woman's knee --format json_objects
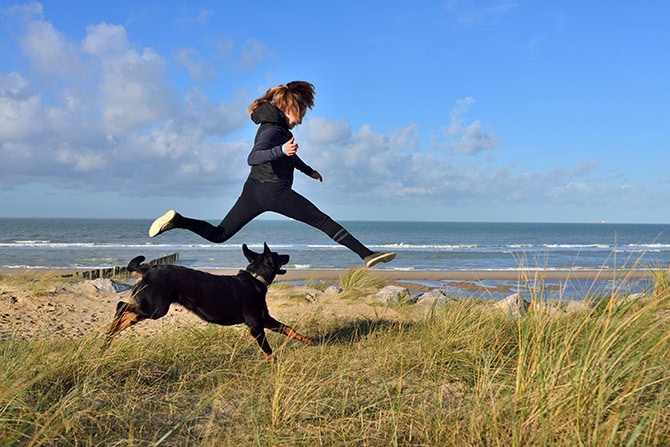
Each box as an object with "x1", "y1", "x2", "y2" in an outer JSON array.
[{"x1": 314, "y1": 215, "x2": 344, "y2": 237}]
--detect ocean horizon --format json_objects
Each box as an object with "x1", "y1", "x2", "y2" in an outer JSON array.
[
  {"x1": 3, "y1": 217, "x2": 668, "y2": 300},
  {"x1": 1, "y1": 217, "x2": 668, "y2": 272}
]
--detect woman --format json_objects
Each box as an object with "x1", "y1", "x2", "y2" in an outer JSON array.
[{"x1": 149, "y1": 81, "x2": 395, "y2": 268}]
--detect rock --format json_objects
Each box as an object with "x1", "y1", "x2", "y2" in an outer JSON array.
[
  {"x1": 496, "y1": 293, "x2": 529, "y2": 318},
  {"x1": 375, "y1": 285, "x2": 415, "y2": 305},
  {"x1": 563, "y1": 300, "x2": 590, "y2": 313},
  {"x1": 324, "y1": 285, "x2": 342, "y2": 294},
  {"x1": 87, "y1": 278, "x2": 133, "y2": 293},
  {"x1": 416, "y1": 289, "x2": 452, "y2": 307}
]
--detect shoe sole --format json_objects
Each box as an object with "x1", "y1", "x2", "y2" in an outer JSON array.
[
  {"x1": 365, "y1": 252, "x2": 396, "y2": 268},
  {"x1": 149, "y1": 210, "x2": 176, "y2": 237}
]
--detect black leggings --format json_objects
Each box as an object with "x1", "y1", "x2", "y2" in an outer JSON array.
[{"x1": 174, "y1": 179, "x2": 373, "y2": 259}]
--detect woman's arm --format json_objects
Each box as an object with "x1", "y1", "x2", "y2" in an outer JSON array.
[
  {"x1": 293, "y1": 155, "x2": 315, "y2": 177},
  {"x1": 247, "y1": 127, "x2": 286, "y2": 165}
]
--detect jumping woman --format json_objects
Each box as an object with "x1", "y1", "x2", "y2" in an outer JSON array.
[{"x1": 149, "y1": 81, "x2": 396, "y2": 268}]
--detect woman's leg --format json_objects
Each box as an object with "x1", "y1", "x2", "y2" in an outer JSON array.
[
  {"x1": 149, "y1": 179, "x2": 264, "y2": 243},
  {"x1": 265, "y1": 186, "x2": 374, "y2": 259}
]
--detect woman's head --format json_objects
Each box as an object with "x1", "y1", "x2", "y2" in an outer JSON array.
[{"x1": 248, "y1": 81, "x2": 315, "y2": 128}]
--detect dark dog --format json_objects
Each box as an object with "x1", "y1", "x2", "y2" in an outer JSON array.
[{"x1": 106, "y1": 243, "x2": 311, "y2": 360}]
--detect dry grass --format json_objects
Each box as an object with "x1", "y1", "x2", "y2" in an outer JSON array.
[{"x1": 1, "y1": 269, "x2": 669, "y2": 446}]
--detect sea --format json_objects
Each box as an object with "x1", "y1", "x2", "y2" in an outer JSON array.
[{"x1": 2, "y1": 218, "x2": 669, "y2": 299}]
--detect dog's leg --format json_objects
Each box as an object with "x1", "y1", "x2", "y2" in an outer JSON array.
[
  {"x1": 248, "y1": 326, "x2": 274, "y2": 361},
  {"x1": 104, "y1": 301, "x2": 146, "y2": 348},
  {"x1": 264, "y1": 315, "x2": 312, "y2": 344}
]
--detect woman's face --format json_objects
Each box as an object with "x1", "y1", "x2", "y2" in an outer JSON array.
[{"x1": 284, "y1": 108, "x2": 305, "y2": 129}]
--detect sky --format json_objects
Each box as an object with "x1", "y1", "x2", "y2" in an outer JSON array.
[{"x1": 1, "y1": 1, "x2": 669, "y2": 223}]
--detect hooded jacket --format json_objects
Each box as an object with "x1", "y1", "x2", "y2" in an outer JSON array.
[{"x1": 247, "y1": 102, "x2": 314, "y2": 185}]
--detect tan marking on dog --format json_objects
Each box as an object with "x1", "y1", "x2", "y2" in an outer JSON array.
[
  {"x1": 107, "y1": 310, "x2": 145, "y2": 339},
  {"x1": 282, "y1": 327, "x2": 311, "y2": 344}
]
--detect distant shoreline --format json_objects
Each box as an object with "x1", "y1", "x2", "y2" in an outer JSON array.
[
  {"x1": 231, "y1": 269, "x2": 658, "y2": 282},
  {"x1": 0, "y1": 267, "x2": 658, "y2": 282}
]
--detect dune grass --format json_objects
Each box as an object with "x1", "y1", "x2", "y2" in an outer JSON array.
[
  {"x1": 338, "y1": 266, "x2": 384, "y2": 298},
  {"x1": 1, "y1": 270, "x2": 669, "y2": 446}
]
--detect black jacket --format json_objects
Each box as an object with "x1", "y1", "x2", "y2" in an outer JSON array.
[{"x1": 247, "y1": 103, "x2": 314, "y2": 185}]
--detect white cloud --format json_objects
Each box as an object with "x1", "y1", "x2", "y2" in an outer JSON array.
[
  {"x1": 440, "y1": 97, "x2": 498, "y2": 155},
  {"x1": 457, "y1": 120, "x2": 498, "y2": 155},
  {"x1": 19, "y1": 19, "x2": 85, "y2": 79},
  {"x1": 174, "y1": 47, "x2": 217, "y2": 81},
  {"x1": 177, "y1": 140, "x2": 247, "y2": 179},
  {"x1": 445, "y1": 96, "x2": 475, "y2": 136},
  {"x1": 175, "y1": 8, "x2": 214, "y2": 27},
  {"x1": 235, "y1": 39, "x2": 270, "y2": 70},
  {"x1": 82, "y1": 22, "x2": 129, "y2": 56},
  {"x1": 292, "y1": 114, "x2": 645, "y2": 214},
  {"x1": 0, "y1": 10, "x2": 251, "y2": 197},
  {"x1": 55, "y1": 147, "x2": 107, "y2": 172},
  {"x1": 303, "y1": 122, "x2": 414, "y2": 197},
  {"x1": 182, "y1": 89, "x2": 246, "y2": 136},
  {"x1": 0, "y1": 72, "x2": 42, "y2": 139},
  {"x1": 303, "y1": 117, "x2": 351, "y2": 144},
  {"x1": 213, "y1": 37, "x2": 235, "y2": 59},
  {"x1": 4, "y1": 2, "x2": 43, "y2": 19},
  {"x1": 388, "y1": 123, "x2": 420, "y2": 153},
  {"x1": 99, "y1": 48, "x2": 175, "y2": 133}
]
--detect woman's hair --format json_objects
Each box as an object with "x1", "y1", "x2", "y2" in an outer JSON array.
[{"x1": 247, "y1": 81, "x2": 315, "y2": 117}]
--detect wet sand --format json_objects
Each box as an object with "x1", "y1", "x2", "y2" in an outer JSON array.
[
  {"x1": 2, "y1": 267, "x2": 656, "y2": 283},
  {"x1": 226, "y1": 268, "x2": 655, "y2": 282}
]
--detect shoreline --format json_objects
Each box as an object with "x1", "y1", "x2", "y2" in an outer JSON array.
[
  {"x1": 1, "y1": 267, "x2": 658, "y2": 282},
  {"x1": 257, "y1": 269, "x2": 657, "y2": 282}
]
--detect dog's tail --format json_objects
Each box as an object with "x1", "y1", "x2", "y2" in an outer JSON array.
[{"x1": 127, "y1": 255, "x2": 148, "y2": 274}]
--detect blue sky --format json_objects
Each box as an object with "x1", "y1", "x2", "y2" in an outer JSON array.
[{"x1": 1, "y1": 1, "x2": 668, "y2": 223}]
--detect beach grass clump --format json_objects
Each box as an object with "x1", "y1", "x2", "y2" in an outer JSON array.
[
  {"x1": 301, "y1": 279, "x2": 334, "y2": 292},
  {"x1": 265, "y1": 282, "x2": 316, "y2": 303},
  {"x1": 0, "y1": 269, "x2": 75, "y2": 297},
  {"x1": 1, "y1": 277, "x2": 669, "y2": 445},
  {"x1": 338, "y1": 266, "x2": 384, "y2": 293},
  {"x1": 651, "y1": 267, "x2": 670, "y2": 299}
]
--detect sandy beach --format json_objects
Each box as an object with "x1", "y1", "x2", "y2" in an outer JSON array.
[
  {"x1": 0, "y1": 266, "x2": 444, "y2": 341},
  {"x1": 262, "y1": 268, "x2": 655, "y2": 282},
  {"x1": 0, "y1": 266, "x2": 658, "y2": 342},
  {"x1": 6, "y1": 266, "x2": 657, "y2": 283}
]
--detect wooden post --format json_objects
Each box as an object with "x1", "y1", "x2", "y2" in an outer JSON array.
[{"x1": 74, "y1": 253, "x2": 180, "y2": 280}]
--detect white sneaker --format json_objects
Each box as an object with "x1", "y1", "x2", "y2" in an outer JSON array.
[
  {"x1": 364, "y1": 252, "x2": 396, "y2": 268},
  {"x1": 149, "y1": 210, "x2": 180, "y2": 237}
]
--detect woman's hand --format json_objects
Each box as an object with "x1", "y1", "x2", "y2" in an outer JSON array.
[
  {"x1": 282, "y1": 136, "x2": 298, "y2": 156},
  {"x1": 311, "y1": 171, "x2": 323, "y2": 182}
]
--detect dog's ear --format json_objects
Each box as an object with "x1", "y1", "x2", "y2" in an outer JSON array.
[
  {"x1": 242, "y1": 244, "x2": 258, "y2": 262},
  {"x1": 128, "y1": 255, "x2": 145, "y2": 269},
  {"x1": 263, "y1": 242, "x2": 271, "y2": 254}
]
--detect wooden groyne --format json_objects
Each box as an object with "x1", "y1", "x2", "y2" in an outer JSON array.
[{"x1": 77, "y1": 253, "x2": 180, "y2": 280}]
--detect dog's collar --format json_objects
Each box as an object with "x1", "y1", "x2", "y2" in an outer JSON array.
[{"x1": 248, "y1": 272, "x2": 269, "y2": 287}]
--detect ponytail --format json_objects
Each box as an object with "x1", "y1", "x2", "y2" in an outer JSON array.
[{"x1": 247, "y1": 81, "x2": 315, "y2": 117}]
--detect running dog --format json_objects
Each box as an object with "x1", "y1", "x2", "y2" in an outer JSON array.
[{"x1": 105, "y1": 243, "x2": 311, "y2": 360}]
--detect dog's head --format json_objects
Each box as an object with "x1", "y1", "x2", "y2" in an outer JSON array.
[{"x1": 242, "y1": 243, "x2": 290, "y2": 284}]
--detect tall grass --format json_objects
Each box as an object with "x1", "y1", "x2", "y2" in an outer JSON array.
[
  {"x1": 338, "y1": 267, "x2": 384, "y2": 298},
  {"x1": 1, "y1": 271, "x2": 669, "y2": 446}
]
